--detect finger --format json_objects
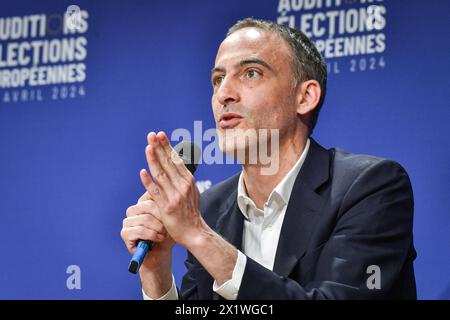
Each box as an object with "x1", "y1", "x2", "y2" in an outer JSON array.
[
  {"x1": 126, "y1": 198, "x2": 162, "y2": 221},
  {"x1": 137, "y1": 173, "x2": 154, "y2": 203},
  {"x1": 139, "y1": 169, "x2": 164, "y2": 205},
  {"x1": 150, "y1": 131, "x2": 183, "y2": 186},
  {"x1": 157, "y1": 132, "x2": 190, "y2": 180},
  {"x1": 123, "y1": 215, "x2": 166, "y2": 235},
  {"x1": 121, "y1": 226, "x2": 166, "y2": 244},
  {"x1": 145, "y1": 132, "x2": 173, "y2": 195},
  {"x1": 140, "y1": 166, "x2": 152, "y2": 185},
  {"x1": 137, "y1": 191, "x2": 151, "y2": 203}
]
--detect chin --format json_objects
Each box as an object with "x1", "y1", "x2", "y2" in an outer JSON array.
[{"x1": 217, "y1": 128, "x2": 259, "y2": 163}]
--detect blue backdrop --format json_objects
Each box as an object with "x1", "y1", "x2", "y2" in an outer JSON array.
[{"x1": 0, "y1": 0, "x2": 449, "y2": 299}]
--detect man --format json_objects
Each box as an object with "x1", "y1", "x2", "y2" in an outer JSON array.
[{"x1": 120, "y1": 18, "x2": 416, "y2": 299}]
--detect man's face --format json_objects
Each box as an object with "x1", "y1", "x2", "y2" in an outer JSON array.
[{"x1": 211, "y1": 27, "x2": 299, "y2": 156}]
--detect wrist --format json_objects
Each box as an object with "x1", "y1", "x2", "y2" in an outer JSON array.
[
  {"x1": 182, "y1": 221, "x2": 238, "y2": 286},
  {"x1": 141, "y1": 246, "x2": 172, "y2": 273},
  {"x1": 180, "y1": 217, "x2": 213, "y2": 252},
  {"x1": 140, "y1": 274, "x2": 174, "y2": 299},
  {"x1": 139, "y1": 261, "x2": 173, "y2": 299}
]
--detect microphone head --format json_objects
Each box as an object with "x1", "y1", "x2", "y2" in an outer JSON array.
[{"x1": 173, "y1": 141, "x2": 201, "y2": 174}]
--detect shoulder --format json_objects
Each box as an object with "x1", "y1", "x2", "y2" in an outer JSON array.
[
  {"x1": 328, "y1": 146, "x2": 413, "y2": 213},
  {"x1": 330, "y1": 147, "x2": 411, "y2": 186}
]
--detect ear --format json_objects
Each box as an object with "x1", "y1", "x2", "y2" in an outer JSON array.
[{"x1": 295, "y1": 80, "x2": 321, "y2": 117}]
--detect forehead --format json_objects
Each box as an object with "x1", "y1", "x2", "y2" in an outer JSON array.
[{"x1": 214, "y1": 27, "x2": 292, "y2": 69}]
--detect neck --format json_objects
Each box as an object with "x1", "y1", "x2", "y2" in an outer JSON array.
[{"x1": 242, "y1": 129, "x2": 308, "y2": 209}]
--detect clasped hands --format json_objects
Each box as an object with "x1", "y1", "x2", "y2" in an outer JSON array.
[{"x1": 121, "y1": 131, "x2": 205, "y2": 255}]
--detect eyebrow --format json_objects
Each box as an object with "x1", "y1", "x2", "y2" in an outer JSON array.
[{"x1": 211, "y1": 58, "x2": 274, "y2": 75}]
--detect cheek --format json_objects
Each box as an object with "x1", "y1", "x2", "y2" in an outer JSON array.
[
  {"x1": 256, "y1": 106, "x2": 296, "y2": 130},
  {"x1": 272, "y1": 93, "x2": 298, "y2": 125},
  {"x1": 245, "y1": 94, "x2": 271, "y2": 120},
  {"x1": 211, "y1": 98, "x2": 220, "y2": 120},
  {"x1": 266, "y1": 111, "x2": 284, "y2": 129}
]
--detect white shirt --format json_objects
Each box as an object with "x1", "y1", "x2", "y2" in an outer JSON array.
[{"x1": 143, "y1": 139, "x2": 310, "y2": 300}]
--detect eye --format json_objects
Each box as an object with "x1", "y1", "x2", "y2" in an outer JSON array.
[
  {"x1": 245, "y1": 69, "x2": 262, "y2": 79},
  {"x1": 212, "y1": 75, "x2": 224, "y2": 87}
]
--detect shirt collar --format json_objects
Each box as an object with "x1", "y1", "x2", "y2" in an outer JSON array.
[{"x1": 237, "y1": 138, "x2": 311, "y2": 219}]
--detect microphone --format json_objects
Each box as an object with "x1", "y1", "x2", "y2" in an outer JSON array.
[{"x1": 128, "y1": 141, "x2": 201, "y2": 274}]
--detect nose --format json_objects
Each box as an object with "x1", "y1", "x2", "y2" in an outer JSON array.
[{"x1": 215, "y1": 76, "x2": 240, "y2": 107}]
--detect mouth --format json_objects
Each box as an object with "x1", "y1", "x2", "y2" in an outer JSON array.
[{"x1": 218, "y1": 113, "x2": 243, "y2": 129}]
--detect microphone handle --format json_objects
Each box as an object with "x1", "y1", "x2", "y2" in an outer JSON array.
[{"x1": 128, "y1": 240, "x2": 155, "y2": 274}]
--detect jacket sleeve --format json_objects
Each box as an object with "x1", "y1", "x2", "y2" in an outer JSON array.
[
  {"x1": 179, "y1": 251, "x2": 201, "y2": 299},
  {"x1": 237, "y1": 160, "x2": 416, "y2": 299}
]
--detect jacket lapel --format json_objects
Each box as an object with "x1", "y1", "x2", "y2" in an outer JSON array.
[
  {"x1": 272, "y1": 138, "x2": 330, "y2": 277},
  {"x1": 206, "y1": 182, "x2": 244, "y2": 300},
  {"x1": 215, "y1": 197, "x2": 245, "y2": 251}
]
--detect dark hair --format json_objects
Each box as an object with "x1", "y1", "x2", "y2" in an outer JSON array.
[{"x1": 227, "y1": 18, "x2": 327, "y2": 134}]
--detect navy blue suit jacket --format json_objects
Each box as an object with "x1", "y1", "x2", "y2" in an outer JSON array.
[{"x1": 180, "y1": 139, "x2": 416, "y2": 299}]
